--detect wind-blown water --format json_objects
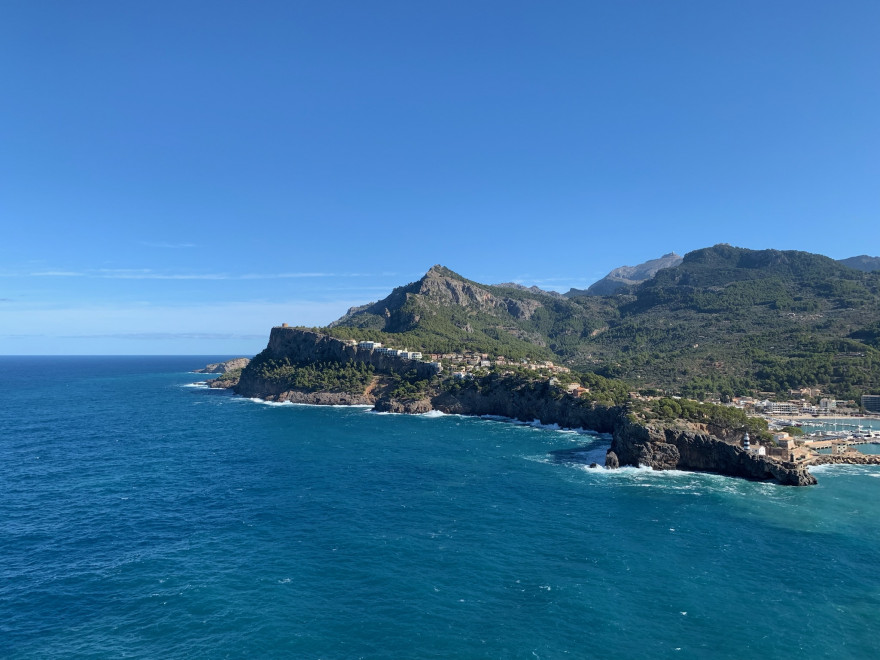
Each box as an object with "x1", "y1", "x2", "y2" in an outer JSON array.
[{"x1": 2, "y1": 357, "x2": 880, "y2": 658}]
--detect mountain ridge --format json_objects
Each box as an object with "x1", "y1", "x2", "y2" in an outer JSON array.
[
  {"x1": 323, "y1": 245, "x2": 880, "y2": 399},
  {"x1": 566, "y1": 251, "x2": 683, "y2": 296},
  {"x1": 839, "y1": 255, "x2": 880, "y2": 272}
]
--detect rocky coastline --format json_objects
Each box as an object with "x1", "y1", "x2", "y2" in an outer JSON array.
[
  {"x1": 606, "y1": 415, "x2": 818, "y2": 486},
  {"x1": 209, "y1": 328, "x2": 880, "y2": 487},
  {"x1": 193, "y1": 357, "x2": 250, "y2": 374}
]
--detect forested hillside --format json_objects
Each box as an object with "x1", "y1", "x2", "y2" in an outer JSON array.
[{"x1": 321, "y1": 246, "x2": 880, "y2": 400}]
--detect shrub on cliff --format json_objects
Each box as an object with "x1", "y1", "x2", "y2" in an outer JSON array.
[
  {"x1": 650, "y1": 397, "x2": 768, "y2": 436},
  {"x1": 250, "y1": 352, "x2": 376, "y2": 394}
]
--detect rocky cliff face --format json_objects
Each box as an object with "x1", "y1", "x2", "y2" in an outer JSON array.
[
  {"x1": 607, "y1": 416, "x2": 817, "y2": 486},
  {"x1": 235, "y1": 327, "x2": 440, "y2": 399},
  {"x1": 375, "y1": 390, "x2": 817, "y2": 485},
  {"x1": 372, "y1": 379, "x2": 619, "y2": 432},
  {"x1": 237, "y1": 328, "x2": 820, "y2": 486},
  {"x1": 432, "y1": 384, "x2": 618, "y2": 432},
  {"x1": 329, "y1": 265, "x2": 572, "y2": 331}
]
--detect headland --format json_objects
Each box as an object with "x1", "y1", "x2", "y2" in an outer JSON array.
[{"x1": 201, "y1": 326, "x2": 879, "y2": 486}]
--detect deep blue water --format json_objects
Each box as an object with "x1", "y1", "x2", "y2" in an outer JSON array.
[{"x1": 2, "y1": 356, "x2": 880, "y2": 659}]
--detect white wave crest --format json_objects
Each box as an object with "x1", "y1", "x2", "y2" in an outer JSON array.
[{"x1": 247, "y1": 398, "x2": 295, "y2": 406}]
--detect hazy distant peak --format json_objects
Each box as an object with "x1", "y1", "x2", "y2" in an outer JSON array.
[
  {"x1": 838, "y1": 255, "x2": 880, "y2": 272},
  {"x1": 569, "y1": 252, "x2": 683, "y2": 296}
]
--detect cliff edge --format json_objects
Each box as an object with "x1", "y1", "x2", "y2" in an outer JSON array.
[{"x1": 607, "y1": 415, "x2": 817, "y2": 486}]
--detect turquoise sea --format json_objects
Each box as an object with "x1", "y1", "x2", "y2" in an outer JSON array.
[{"x1": 3, "y1": 356, "x2": 880, "y2": 659}]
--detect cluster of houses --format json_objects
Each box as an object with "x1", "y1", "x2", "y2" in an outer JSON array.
[
  {"x1": 346, "y1": 340, "x2": 442, "y2": 372},
  {"x1": 448, "y1": 356, "x2": 572, "y2": 381},
  {"x1": 729, "y1": 395, "x2": 857, "y2": 417},
  {"x1": 341, "y1": 339, "x2": 581, "y2": 384}
]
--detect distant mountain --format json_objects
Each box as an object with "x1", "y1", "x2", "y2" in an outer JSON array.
[
  {"x1": 838, "y1": 255, "x2": 880, "y2": 272},
  {"x1": 325, "y1": 247, "x2": 880, "y2": 399},
  {"x1": 567, "y1": 252, "x2": 683, "y2": 296},
  {"x1": 328, "y1": 265, "x2": 610, "y2": 359},
  {"x1": 492, "y1": 282, "x2": 564, "y2": 298}
]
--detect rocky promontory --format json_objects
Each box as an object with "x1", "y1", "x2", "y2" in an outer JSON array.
[
  {"x1": 193, "y1": 357, "x2": 251, "y2": 374},
  {"x1": 607, "y1": 415, "x2": 818, "y2": 486},
  {"x1": 230, "y1": 326, "x2": 832, "y2": 486}
]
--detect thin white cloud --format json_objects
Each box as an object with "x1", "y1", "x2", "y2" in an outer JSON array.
[
  {"x1": 19, "y1": 268, "x2": 398, "y2": 280},
  {"x1": 30, "y1": 271, "x2": 85, "y2": 277},
  {"x1": 140, "y1": 241, "x2": 197, "y2": 249},
  {"x1": 17, "y1": 269, "x2": 398, "y2": 281}
]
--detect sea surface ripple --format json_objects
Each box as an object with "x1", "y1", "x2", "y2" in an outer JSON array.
[{"x1": 2, "y1": 357, "x2": 880, "y2": 659}]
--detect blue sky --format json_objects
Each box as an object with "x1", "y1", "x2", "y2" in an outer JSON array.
[{"x1": 2, "y1": 1, "x2": 878, "y2": 355}]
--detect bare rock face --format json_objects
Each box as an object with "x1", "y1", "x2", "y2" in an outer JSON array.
[
  {"x1": 417, "y1": 266, "x2": 501, "y2": 312},
  {"x1": 608, "y1": 415, "x2": 817, "y2": 486},
  {"x1": 193, "y1": 357, "x2": 251, "y2": 374},
  {"x1": 605, "y1": 450, "x2": 619, "y2": 469},
  {"x1": 430, "y1": 381, "x2": 619, "y2": 433},
  {"x1": 207, "y1": 378, "x2": 237, "y2": 389},
  {"x1": 568, "y1": 252, "x2": 683, "y2": 296},
  {"x1": 271, "y1": 391, "x2": 374, "y2": 406},
  {"x1": 505, "y1": 298, "x2": 542, "y2": 320},
  {"x1": 373, "y1": 397, "x2": 434, "y2": 414}
]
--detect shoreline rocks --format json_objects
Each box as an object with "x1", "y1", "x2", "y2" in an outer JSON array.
[
  {"x1": 226, "y1": 327, "x2": 878, "y2": 486},
  {"x1": 193, "y1": 357, "x2": 251, "y2": 374},
  {"x1": 607, "y1": 415, "x2": 818, "y2": 486}
]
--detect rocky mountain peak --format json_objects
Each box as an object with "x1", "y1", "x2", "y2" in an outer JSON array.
[
  {"x1": 566, "y1": 252, "x2": 684, "y2": 296},
  {"x1": 415, "y1": 266, "x2": 498, "y2": 311}
]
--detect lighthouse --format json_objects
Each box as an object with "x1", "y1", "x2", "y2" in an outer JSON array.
[{"x1": 742, "y1": 431, "x2": 751, "y2": 451}]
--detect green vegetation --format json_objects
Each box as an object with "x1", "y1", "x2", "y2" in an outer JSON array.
[
  {"x1": 214, "y1": 367, "x2": 243, "y2": 383},
  {"x1": 321, "y1": 307, "x2": 560, "y2": 362},
  {"x1": 249, "y1": 350, "x2": 375, "y2": 394},
  {"x1": 647, "y1": 397, "x2": 769, "y2": 439},
  {"x1": 290, "y1": 245, "x2": 880, "y2": 403},
  {"x1": 781, "y1": 426, "x2": 805, "y2": 437}
]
